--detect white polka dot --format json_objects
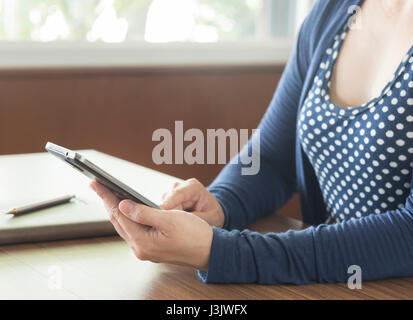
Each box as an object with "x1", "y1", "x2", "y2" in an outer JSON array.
[
  {"x1": 298, "y1": 43, "x2": 413, "y2": 222},
  {"x1": 397, "y1": 107, "x2": 405, "y2": 114},
  {"x1": 396, "y1": 139, "x2": 406, "y2": 146}
]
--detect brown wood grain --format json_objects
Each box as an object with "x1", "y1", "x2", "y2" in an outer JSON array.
[{"x1": 0, "y1": 65, "x2": 302, "y2": 220}]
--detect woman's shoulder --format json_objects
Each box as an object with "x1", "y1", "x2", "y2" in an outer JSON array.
[
  {"x1": 302, "y1": 0, "x2": 360, "y2": 42},
  {"x1": 297, "y1": 0, "x2": 362, "y2": 70}
]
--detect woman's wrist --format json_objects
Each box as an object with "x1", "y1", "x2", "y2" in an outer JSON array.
[{"x1": 193, "y1": 225, "x2": 214, "y2": 270}]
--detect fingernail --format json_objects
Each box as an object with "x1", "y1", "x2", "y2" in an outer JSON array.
[
  {"x1": 120, "y1": 200, "x2": 134, "y2": 214},
  {"x1": 160, "y1": 201, "x2": 170, "y2": 209}
]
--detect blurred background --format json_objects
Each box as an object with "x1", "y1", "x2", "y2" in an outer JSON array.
[{"x1": 0, "y1": 0, "x2": 314, "y2": 219}]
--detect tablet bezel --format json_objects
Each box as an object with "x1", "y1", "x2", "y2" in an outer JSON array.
[{"x1": 45, "y1": 142, "x2": 160, "y2": 209}]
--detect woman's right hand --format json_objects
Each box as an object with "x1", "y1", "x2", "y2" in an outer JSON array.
[{"x1": 160, "y1": 178, "x2": 225, "y2": 228}]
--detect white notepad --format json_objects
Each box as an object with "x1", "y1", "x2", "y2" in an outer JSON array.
[{"x1": 0, "y1": 150, "x2": 180, "y2": 245}]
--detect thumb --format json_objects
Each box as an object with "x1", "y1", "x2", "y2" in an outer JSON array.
[{"x1": 119, "y1": 200, "x2": 171, "y2": 230}]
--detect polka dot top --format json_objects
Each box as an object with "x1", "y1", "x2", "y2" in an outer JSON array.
[{"x1": 298, "y1": 26, "x2": 413, "y2": 224}]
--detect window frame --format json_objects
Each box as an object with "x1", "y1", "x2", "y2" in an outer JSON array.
[{"x1": 0, "y1": 40, "x2": 293, "y2": 69}]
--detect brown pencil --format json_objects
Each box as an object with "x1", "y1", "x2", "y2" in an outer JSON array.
[{"x1": 5, "y1": 194, "x2": 75, "y2": 216}]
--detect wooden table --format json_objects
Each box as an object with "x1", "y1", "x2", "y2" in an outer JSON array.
[{"x1": 1, "y1": 213, "x2": 413, "y2": 300}]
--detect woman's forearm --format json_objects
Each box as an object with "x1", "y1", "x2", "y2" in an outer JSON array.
[{"x1": 199, "y1": 201, "x2": 413, "y2": 284}]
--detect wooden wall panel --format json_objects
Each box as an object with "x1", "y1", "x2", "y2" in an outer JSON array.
[{"x1": 0, "y1": 65, "x2": 301, "y2": 220}]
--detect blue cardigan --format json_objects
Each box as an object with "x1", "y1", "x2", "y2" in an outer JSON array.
[{"x1": 199, "y1": 0, "x2": 413, "y2": 284}]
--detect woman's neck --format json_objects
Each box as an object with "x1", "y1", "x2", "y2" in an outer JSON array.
[{"x1": 380, "y1": 0, "x2": 413, "y2": 20}]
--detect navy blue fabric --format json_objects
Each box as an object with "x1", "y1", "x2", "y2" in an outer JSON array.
[
  {"x1": 198, "y1": 0, "x2": 413, "y2": 284},
  {"x1": 299, "y1": 23, "x2": 413, "y2": 223}
]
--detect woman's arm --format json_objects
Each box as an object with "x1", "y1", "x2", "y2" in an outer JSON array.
[
  {"x1": 208, "y1": 9, "x2": 313, "y2": 231},
  {"x1": 199, "y1": 180, "x2": 413, "y2": 284},
  {"x1": 161, "y1": 13, "x2": 313, "y2": 231}
]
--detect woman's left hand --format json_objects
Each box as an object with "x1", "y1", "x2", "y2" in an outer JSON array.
[{"x1": 90, "y1": 181, "x2": 213, "y2": 270}]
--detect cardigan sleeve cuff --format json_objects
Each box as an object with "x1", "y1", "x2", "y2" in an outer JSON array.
[
  {"x1": 197, "y1": 226, "x2": 235, "y2": 283},
  {"x1": 207, "y1": 185, "x2": 247, "y2": 230}
]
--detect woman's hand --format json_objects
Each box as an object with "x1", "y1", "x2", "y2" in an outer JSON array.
[
  {"x1": 160, "y1": 178, "x2": 225, "y2": 228},
  {"x1": 90, "y1": 181, "x2": 213, "y2": 270}
]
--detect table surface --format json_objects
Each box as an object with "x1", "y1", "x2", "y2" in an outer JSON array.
[{"x1": 1, "y1": 213, "x2": 413, "y2": 300}]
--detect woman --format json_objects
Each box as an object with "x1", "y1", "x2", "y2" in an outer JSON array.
[{"x1": 91, "y1": 0, "x2": 413, "y2": 284}]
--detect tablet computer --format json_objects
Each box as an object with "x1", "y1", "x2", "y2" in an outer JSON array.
[{"x1": 45, "y1": 142, "x2": 160, "y2": 209}]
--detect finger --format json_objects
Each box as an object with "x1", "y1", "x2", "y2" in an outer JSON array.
[
  {"x1": 112, "y1": 206, "x2": 148, "y2": 242},
  {"x1": 165, "y1": 204, "x2": 184, "y2": 211},
  {"x1": 108, "y1": 207, "x2": 131, "y2": 242},
  {"x1": 91, "y1": 181, "x2": 120, "y2": 212},
  {"x1": 164, "y1": 196, "x2": 196, "y2": 211},
  {"x1": 119, "y1": 200, "x2": 172, "y2": 231},
  {"x1": 161, "y1": 179, "x2": 202, "y2": 210},
  {"x1": 162, "y1": 181, "x2": 181, "y2": 200},
  {"x1": 165, "y1": 200, "x2": 195, "y2": 212},
  {"x1": 90, "y1": 181, "x2": 130, "y2": 241},
  {"x1": 160, "y1": 201, "x2": 183, "y2": 210}
]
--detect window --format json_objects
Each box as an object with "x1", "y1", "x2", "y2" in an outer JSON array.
[{"x1": 0, "y1": 0, "x2": 314, "y2": 68}]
